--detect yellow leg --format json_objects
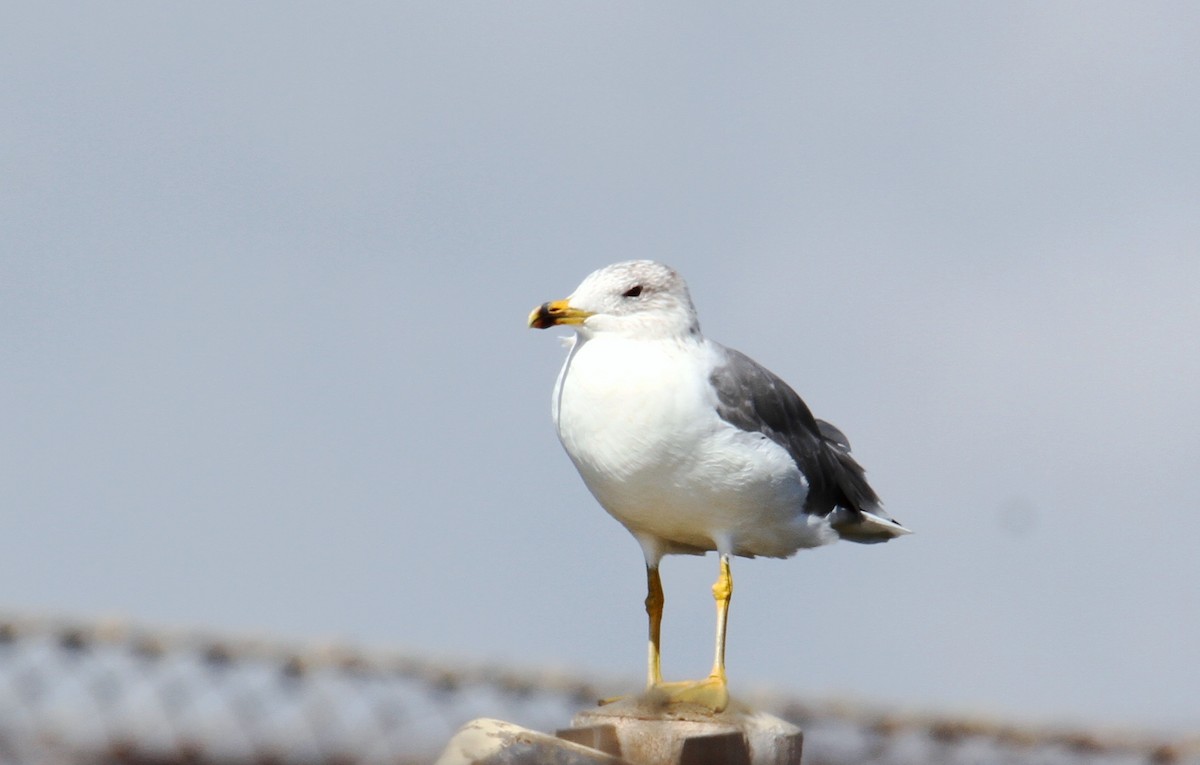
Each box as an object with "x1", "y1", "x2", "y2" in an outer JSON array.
[
  {"x1": 649, "y1": 554, "x2": 731, "y2": 712},
  {"x1": 709, "y1": 553, "x2": 732, "y2": 683},
  {"x1": 645, "y1": 565, "x2": 664, "y2": 687}
]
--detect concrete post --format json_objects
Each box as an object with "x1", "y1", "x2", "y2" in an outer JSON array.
[{"x1": 562, "y1": 697, "x2": 803, "y2": 765}]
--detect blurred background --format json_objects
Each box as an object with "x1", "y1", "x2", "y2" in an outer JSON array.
[{"x1": 3, "y1": 2, "x2": 1198, "y2": 759}]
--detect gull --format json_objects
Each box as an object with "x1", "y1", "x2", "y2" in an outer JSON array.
[{"x1": 529, "y1": 260, "x2": 909, "y2": 711}]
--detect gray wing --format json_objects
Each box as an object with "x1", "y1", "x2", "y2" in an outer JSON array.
[{"x1": 708, "y1": 345, "x2": 882, "y2": 521}]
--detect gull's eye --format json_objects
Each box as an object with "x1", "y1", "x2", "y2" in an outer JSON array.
[{"x1": 622, "y1": 285, "x2": 644, "y2": 298}]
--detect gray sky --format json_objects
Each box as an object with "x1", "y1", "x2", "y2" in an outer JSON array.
[{"x1": 3, "y1": 2, "x2": 1198, "y2": 731}]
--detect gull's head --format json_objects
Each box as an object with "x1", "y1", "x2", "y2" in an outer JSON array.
[{"x1": 528, "y1": 260, "x2": 700, "y2": 340}]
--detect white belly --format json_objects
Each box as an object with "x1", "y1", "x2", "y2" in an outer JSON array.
[{"x1": 553, "y1": 335, "x2": 835, "y2": 558}]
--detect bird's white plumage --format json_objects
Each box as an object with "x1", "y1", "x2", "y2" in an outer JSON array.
[{"x1": 545, "y1": 261, "x2": 843, "y2": 567}]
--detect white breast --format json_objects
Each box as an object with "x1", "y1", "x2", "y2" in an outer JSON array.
[{"x1": 552, "y1": 335, "x2": 832, "y2": 558}]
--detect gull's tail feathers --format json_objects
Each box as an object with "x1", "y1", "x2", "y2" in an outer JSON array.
[{"x1": 830, "y1": 507, "x2": 912, "y2": 544}]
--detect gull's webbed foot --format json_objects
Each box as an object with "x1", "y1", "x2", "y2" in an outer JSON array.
[{"x1": 647, "y1": 674, "x2": 729, "y2": 712}]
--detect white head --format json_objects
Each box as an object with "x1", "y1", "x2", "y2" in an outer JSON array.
[{"x1": 529, "y1": 260, "x2": 700, "y2": 340}]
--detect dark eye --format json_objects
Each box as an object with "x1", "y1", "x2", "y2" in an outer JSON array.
[{"x1": 622, "y1": 285, "x2": 644, "y2": 298}]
